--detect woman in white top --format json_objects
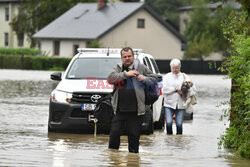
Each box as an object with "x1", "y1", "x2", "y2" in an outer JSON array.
[{"x1": 162, "y1": 59, "x2": 196, "y2": 134}]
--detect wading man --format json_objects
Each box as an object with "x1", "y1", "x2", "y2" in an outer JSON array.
[{"x1": 107, "y1": 47, "x2": 157, "y2": 153}]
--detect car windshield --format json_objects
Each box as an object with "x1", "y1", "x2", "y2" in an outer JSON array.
[{"x1": 66, "y1": 58, "x2": 121, "y2": 79}]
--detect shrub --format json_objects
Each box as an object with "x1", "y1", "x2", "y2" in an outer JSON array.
[
  {"x1": 218, "y1": 11, "x2": 250, "y2": 159},
  {"x1": 2, "y1": 55, "x2": 22, "y2": 69},
  {"x1": 0, "y1": 48, "x2": 40, "y2": 56},
  {"x1": 0, "y1": 55, "x2": 71, "y2": 70}
]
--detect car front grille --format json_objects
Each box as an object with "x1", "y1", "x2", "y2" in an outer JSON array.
[{"x1": 71, "y1": 92, "x2": 108, "y2": 103}]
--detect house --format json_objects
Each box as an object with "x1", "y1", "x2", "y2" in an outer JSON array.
[
  {"x1": 178, "y1": 1, "x2": 241, "y2": 34},
  {"x1": 178, "y1": 1, "x2": 241, "y2": 61},
  {"x1": 33, "y1": 1, "x2": 186, "y2": 60},
  {"x1": 0, "y1": 0, "x2": 30, "y2": 48}
]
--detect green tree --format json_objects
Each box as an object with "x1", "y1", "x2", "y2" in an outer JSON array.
[
  {"x1": 184, "y1": 0, "x2": 233, "y2": 60},
  {"x1": 218, "y1": 10, "x2": 249, "y2": 158},
  {"x1": 10, "y1": 0, "x2": 97, "y2": 47},
  {"x1": 235, "y1": 0, "x2": 250, "y2": 16},
  {"x1": 87, "y1": 39, "x2": 102, "y2": 48},
  {"x1": 121, "y1": 0, "x2": 139, "y2": 2},
  {"x1": 145, "y1": 0, "x2": 193, "y2": 28},
  {"x1": 218, "y1": 0, "x2": 250, "y2": 158}
]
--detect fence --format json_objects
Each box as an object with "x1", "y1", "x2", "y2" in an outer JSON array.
[{"x1": 156, "y1": 60, "x2": 224, "y2": 74}]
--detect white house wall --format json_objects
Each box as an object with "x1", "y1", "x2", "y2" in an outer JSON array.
[
  {"x1": 40, "y1": 39, "x2": 87, "y2": 57},
  {"x1": 99, "y1": 9, "x2": 184, "y2": 60},
  {"x1": 40, "y1": 40, "x2": 53, "y2": 56},
  {"x1": 179, "y1": 11, "x2": 191, "y2": 34},
  {"x1": 0, "y1": 4, "x2": 8, "y2": 46},
  {"x1": 0, "y1": 2, "x2": 30, "y2": 48},
  {"x1": 204, "y1": 52, "x2": 224, "y2": 61}
]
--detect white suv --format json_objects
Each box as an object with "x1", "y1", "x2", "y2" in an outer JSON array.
[{"x1": 48, "y1": 48, "x2": 165, "y2": 134}]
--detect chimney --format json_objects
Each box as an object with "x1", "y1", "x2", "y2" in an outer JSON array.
[{"x1": 97, "y1": 0, "x2": 107, "y2": 10}]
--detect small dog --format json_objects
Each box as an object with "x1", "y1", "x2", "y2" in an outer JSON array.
[
  {"x1": 181, "y1": 79, "x2": 193, "y2": 102},
  {"x1": 181, "y1": 79, "x2": 197, "y2": 114}
]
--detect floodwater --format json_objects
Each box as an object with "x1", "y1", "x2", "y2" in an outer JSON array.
[{"x1": 0, "y1": 69, "x2": 249, "y2": 167}]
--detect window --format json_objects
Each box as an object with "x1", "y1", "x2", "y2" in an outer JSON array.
[
  {"x1": 73, "y1": 44, "x2": 79, "y2": 56},
  {"x1": 38, "y1": 41, "x2": 41, "y2": 50},
  {"x1": 150, "y1": 58, "x2": 160, "y2": 73},
  {"x1": 183, "y1": 19, "x2": 188, "y2": 32},
  {"x1": 17, "y1": 33, "x2": 24, "y2": 47},
  {"x1": 54, "y1": 41, "x2": 60, "y2": 56},
  {"x1": 143, "y1": 59, "x2": 147, "y2": 66},
  {"x1": 4, "y1": 33, "x2": 9, "y2": 46},
  {"x1": 137, "y1": 19, "x2": 145, "y2": 28},
  {"x1": 145, "y1": 57, "x2": 153, "y2": 72},
  {"x1": 5, "y1": 7, "x2": 9, "y2": 21},
  {"x1": 143, "y1": 57, "x2": 153, "y2": 72}
]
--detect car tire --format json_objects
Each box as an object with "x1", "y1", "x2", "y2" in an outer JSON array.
[
  {"x1": 184, "y1": 112, "x2": 193, "y2": 120},
  {"x1": 154, "y1": 106, "x2": 165, "y2": 129},
  {"x1": 142, "y1": 105, "x2": 154, "y2": 135},
  {"x1": 48, "y1": 125, "x2": 55, "y2": 132},
  {"x1": 190, "y1": 112, "x2": 193, "y2": 120}
]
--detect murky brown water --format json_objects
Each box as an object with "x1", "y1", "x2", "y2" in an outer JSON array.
[{"x1": 0, "y1": 69, "x2": 249, "y2": 167}]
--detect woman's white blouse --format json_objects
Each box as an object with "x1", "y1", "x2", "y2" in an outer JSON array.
[{"x1": 162, "y1": 72, "x2": 197, "y2": 109}]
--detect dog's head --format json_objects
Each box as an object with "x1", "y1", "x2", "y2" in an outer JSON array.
[{"x1": 182, "y1": 79, "x2": 193, "y2": 89}]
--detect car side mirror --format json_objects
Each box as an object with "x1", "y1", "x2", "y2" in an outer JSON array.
[{"x1": 51, "y1": 72, "x2": 62, "y2": 81}]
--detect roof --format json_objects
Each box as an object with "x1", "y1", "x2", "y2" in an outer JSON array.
[
  {"x1": 33, "y1": 2, "x2": 186, "y2": 43},
  {"x1": 178, "y1": 1, "x2": 241, "y2": 11}
]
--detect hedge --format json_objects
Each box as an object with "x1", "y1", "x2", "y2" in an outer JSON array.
[
  {"x1": 0, "y1": 48, "x2": 40, "y2": 56},
  {"x1": 0, "y1": 55, "x2": 71, "y2": 70}
]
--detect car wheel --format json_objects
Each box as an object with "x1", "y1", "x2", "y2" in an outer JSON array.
[
  {"x1": 184, "y1": 112, "x2": 193, "y2": 120},
  {"x1": 48, "y1": 125, "x2": 55, "y2": 132},
  {"x1": 190, "y1": 112, "x2": 193, "y2": 120},
  {"x1": 154, "y1": 106, "x2": 165, "y2": 129},
  {"x1": 142, "y1": 105, "x2": 154, "y2": 135}
]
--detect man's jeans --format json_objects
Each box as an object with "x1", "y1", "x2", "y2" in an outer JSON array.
[{"x1": 164, "y1": 107, "x2": 185, "y2": 134}]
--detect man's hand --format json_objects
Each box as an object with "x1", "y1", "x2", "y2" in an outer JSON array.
[
  {"x1": 126, "y1": 70, "x2": 145, "y2": 81},
  {"x1": 176, "y1": 88, "x2": 182, "y2": 95},
  {"x1": 126, "y1": 70, "x2": 139, "y2": 77}
]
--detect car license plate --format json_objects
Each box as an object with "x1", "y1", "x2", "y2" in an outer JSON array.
[{"x1": 81, "y1": 103, "x2": 96, "y2": 111}]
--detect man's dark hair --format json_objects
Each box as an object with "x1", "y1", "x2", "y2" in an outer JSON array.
[{"x1": 120, "y1": 47, "x2": 134, "y2": 57}]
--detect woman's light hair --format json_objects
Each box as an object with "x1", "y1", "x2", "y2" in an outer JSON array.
[{"x1": 170, "y1": 59, "x2": 181, "y2": 67}]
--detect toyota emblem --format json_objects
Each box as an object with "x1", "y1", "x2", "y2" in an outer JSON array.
[{"x1": 91, "y1": 94, "x2": 102, "y2": 102}]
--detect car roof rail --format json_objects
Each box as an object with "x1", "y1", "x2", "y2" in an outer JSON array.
[
  {"x1": 133, "y1": 49, "x2": 143, "y2": 55},
  {"x1": 77, "y1": 48, "x2": 143, "y2": 54}
]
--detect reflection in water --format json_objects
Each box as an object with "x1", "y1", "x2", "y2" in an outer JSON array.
[
  {"x1": 0, "y1": 80, "x2": 57, "y2": 99},
  {"x1": 51, "y1": 139, "x2": 68, "y2": 167},
  {"x1": 47, "y1": 133, "x2": 112, "y2": 166},
  {"x1": 107, "y1": 150, "x2": 142, "y2": 167},
  {"x1": 0, "y1": 70, "x2": 250, "y2": 166}
]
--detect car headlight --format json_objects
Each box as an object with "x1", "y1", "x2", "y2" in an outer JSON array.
[{"x1": 50, "y1": 90, "x2": 72, "y2": 103}]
